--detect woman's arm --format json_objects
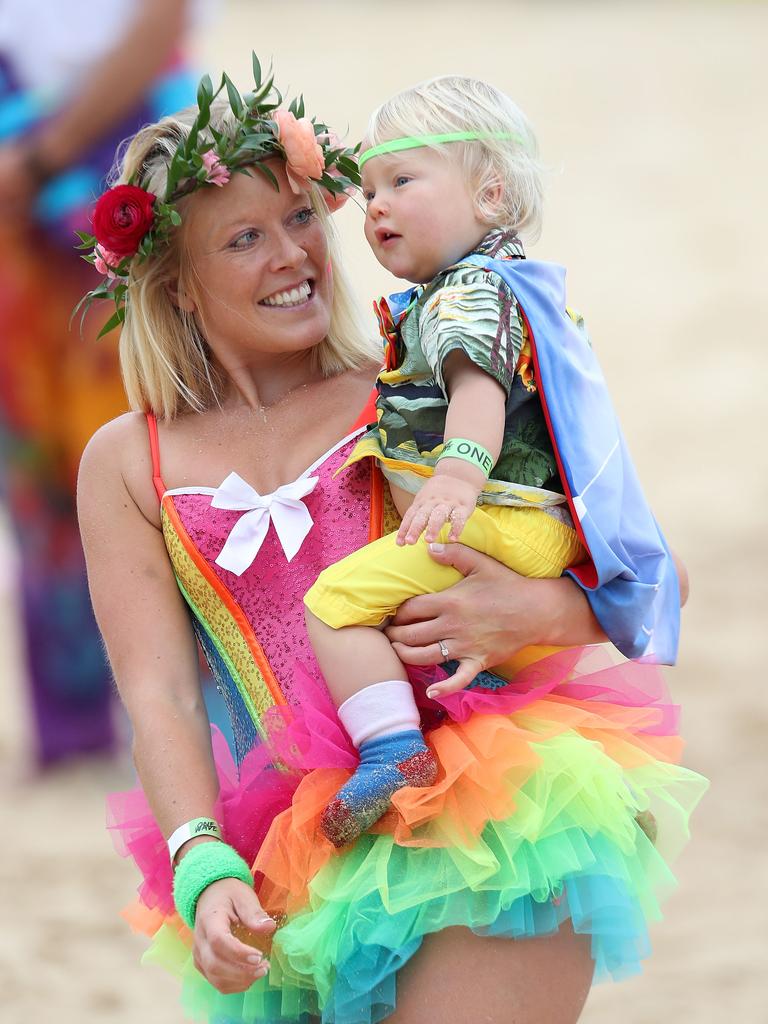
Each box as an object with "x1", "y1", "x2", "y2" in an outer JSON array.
[
  {"x1": 78, "y1": 416, "x2": 272, "y2": 994},
  {"x1": 673, "y1": 551, "x2": 689, "y2": 606},
  {"x1": 78, "y1": 417, "x2": 216, "y2": 831},
  {"x1": 386, "y1": 541, "x2": 689, "y2": 668},
  {"x1": 30, "y1": 0, "x2": 189, "y2": 177},
  {"x1": 0, "y1": 0, "x2": 189, "y2": 212}
]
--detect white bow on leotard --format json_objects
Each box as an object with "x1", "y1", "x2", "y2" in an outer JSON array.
[{"x1": 211, "y1": 471, "x2": 320, "y2": 575}]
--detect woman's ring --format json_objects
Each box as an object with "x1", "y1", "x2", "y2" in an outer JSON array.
[{"x1": 438, "y1": 639, "x2": 450, "y2": 660}]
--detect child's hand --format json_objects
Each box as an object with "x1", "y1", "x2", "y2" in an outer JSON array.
[{"x1": 396, "y1": 474, "x2": 479, "y2": 546}]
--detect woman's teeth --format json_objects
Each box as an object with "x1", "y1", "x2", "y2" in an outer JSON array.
[{"x1": 260, "y1": 281, "x2": 311, "y2": 307}]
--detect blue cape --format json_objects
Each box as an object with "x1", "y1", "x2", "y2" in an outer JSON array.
[{"x1": 387, "y1": 257, "x2": 679, "y2": 664}]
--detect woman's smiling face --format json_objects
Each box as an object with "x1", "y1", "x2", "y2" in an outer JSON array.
[{"x1": 176, "y1": 159, "x2": 333, "y2": 367}]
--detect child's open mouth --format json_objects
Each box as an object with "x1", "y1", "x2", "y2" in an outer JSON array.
[{"x1": 375, "y1": 228, "x2": 401, "y2": 247}]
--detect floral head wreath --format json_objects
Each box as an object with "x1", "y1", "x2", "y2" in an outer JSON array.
[{"x1": 74, "y1": 54, "x2": 361, "y2": 338}]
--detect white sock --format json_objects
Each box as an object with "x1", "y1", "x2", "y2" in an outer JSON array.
[{"x1": 337, "y1": 679, "x2": 420, "y2": 748}]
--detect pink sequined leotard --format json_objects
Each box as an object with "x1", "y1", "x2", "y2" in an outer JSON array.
[{"x1": 146, "y1": 399, "x2": 386, "y2": 764}]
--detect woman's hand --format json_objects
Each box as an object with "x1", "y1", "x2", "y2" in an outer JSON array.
[
  {"x1": 193, "y1": 877, "x2": 276, "y2": 995},
  {"x1": 385, "y1": 541, "x2": 608, "y2": 685}
]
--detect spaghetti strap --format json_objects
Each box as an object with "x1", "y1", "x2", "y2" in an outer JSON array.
[
  {"x1": 349, "y1": 388, "x2": 378, "y2": 433},
  {"x1": 146, "y1": 413, "x2": 167, "y2": 502}
]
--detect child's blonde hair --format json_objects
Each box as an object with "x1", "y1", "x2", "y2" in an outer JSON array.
[
  {"x1": 114, "y1": 103, "x2": 374, "y2": 421},
  {"x1": 365, "y1": 75, "x2": 544, "y2": 241}
]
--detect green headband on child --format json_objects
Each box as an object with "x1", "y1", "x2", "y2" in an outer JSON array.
[{"x1": 358, "y1": 131, "x2": 523, "y2": 169}]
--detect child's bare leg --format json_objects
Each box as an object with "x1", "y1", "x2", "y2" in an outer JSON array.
[
  {"x1": 305, "y1": 612, "x2": 407, "y2": 704},
  {"x1": 305, "y1": 610, "x2": 438, "y2": 847}
]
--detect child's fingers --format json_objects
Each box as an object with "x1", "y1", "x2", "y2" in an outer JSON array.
[
  {"x1": 446, "y1": 506, "x2": 469, "y2": 542},
  {"x1": 425, "y1": 657, "x2": 482, "y2": 698},
  {"x1": 396, "y1": 505, "x2": 418, "y2": 545},
  {"x1": 403, "y1": 504, "x2": 431, "y2": 545},
  {"x1": 424, "y1": 504, "x2": 451, "y2": 542}
]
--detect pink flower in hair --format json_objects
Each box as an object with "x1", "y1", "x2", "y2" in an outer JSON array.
[
  {"x1": 93, "y1": 244, "x2": 121, "y2": 279},
  {"x1": 202, "y1": 149, "x2": 231, "y2": 187},
  {"x1": 274, "y1": 109, "x2": 324, "y2": 193}
]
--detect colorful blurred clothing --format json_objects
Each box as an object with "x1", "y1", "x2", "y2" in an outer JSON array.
[{"x1": 0, "y1": 7, "x2": 197, "y2": 763}]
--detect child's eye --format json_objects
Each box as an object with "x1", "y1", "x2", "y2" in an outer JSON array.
[
  {"x1": 363, "y1": 190, "x2": 375, "y2": 204},
  {"x1": 293, "y1": 206, "x2": 316, "y2": 226},
  {"x1": 394, "y1": 175, "x2": 411, "y2": 187},
  {"x1": 231, "y1": 229, "x2": 258, "y2": 249}
]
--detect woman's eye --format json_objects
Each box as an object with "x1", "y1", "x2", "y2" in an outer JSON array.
[
  {"x1": 232, "y1": 230, "x2": 258, "y2": 249},
  {"x1": 293, "y1": 207, "x2": 316, "y2": 225}
]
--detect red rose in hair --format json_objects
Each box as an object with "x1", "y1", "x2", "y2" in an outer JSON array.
[{"x1": 92, "y1": 184, "x2": 156, "y2": 257}]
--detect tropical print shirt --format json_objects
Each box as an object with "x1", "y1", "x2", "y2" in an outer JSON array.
[{"x1": 349, "y1": 230, "x2": 571, "y2": 511}]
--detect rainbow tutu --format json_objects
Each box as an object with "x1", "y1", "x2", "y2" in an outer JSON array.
[{"x1": 107, "y1": 646, "x2": 706, "y2": 1023}]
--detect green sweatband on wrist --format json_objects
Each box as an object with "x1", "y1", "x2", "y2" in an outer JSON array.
[
  {"x1": 172, "y1": 841, "x2": 254, "y2": 930},
  {"x1": 436, "y1": 438, "x2": 495, "y2": 478}
]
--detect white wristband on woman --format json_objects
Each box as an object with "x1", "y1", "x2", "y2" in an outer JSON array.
[{"x1": 167, "y1": 817, "x2": 223, "y2": 863}]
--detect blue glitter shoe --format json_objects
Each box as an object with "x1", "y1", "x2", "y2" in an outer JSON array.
[{"x1": 320, "y1": 730, "x2": 438, "y2": 848}]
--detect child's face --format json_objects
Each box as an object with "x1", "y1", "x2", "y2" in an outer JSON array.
[{"x1": 362, "y1": 147, "x2": 488, "y2": 283}]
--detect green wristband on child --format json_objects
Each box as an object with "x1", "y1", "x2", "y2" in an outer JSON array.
[
  {"x1": 436, "y1": 438, "x2": 495, "y2": 478},
  {"x1": 172, "y1": 841, "x2": 254, "y2": 929}
]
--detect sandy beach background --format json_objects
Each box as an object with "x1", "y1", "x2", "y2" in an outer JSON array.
[{"x1": 1, "y1": 1, "x2": 766, "y2": 1020}]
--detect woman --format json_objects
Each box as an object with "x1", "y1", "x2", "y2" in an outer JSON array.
[{"x1": 78, "y1": 72, "x2": 704, "y2": 1024}]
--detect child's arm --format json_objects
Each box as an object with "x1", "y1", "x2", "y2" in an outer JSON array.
[{"x1": 397, "y1": 350, "x2": 506, "y2": 545}]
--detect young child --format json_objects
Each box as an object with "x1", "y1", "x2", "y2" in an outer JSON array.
[{"x1": 304, "y1": 75, "x2": 677, "y2": 848}]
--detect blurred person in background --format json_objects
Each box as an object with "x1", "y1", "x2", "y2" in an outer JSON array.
[{"x1": 0, "y1": 0, "x2": 203, "y2": 765}]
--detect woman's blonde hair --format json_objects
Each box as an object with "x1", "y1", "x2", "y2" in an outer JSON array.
[
  {"x1": 114, "y1": 103, "x2": 374, "y2": 420},
  {"x1": 365, "y1": 75, "x2": 544, "y2": 241}
]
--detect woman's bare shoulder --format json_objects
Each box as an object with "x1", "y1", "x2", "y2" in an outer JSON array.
[
  {"x1": 79, "y1": 411, "x2": 159, "y2": 524},
  {"x1": 80, "y1": 411, "x2": 150, "y2": 479},
  {"x1": 83, "y1": 410, "x2": 147, "y2": 452}
]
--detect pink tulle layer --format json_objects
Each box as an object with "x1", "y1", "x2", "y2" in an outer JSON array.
[
  {"x1": 106, "y1": 646, "x2": 679, "y2": 923},
  {"x1": 425, "y1": 646, "x2": 679, "y2": 734}
]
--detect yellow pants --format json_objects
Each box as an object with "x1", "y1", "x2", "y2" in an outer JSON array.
[{"x1": 304, "y1": 504, "x2": 585, "y2": 629}]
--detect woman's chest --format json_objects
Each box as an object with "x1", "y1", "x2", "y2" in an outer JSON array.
[
  {"x1": 164, "y1": 402, "x2": 357, "y2": 494},
  {"x1": 165, "y1": 429, "x2": 374, "y2": 570}
]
